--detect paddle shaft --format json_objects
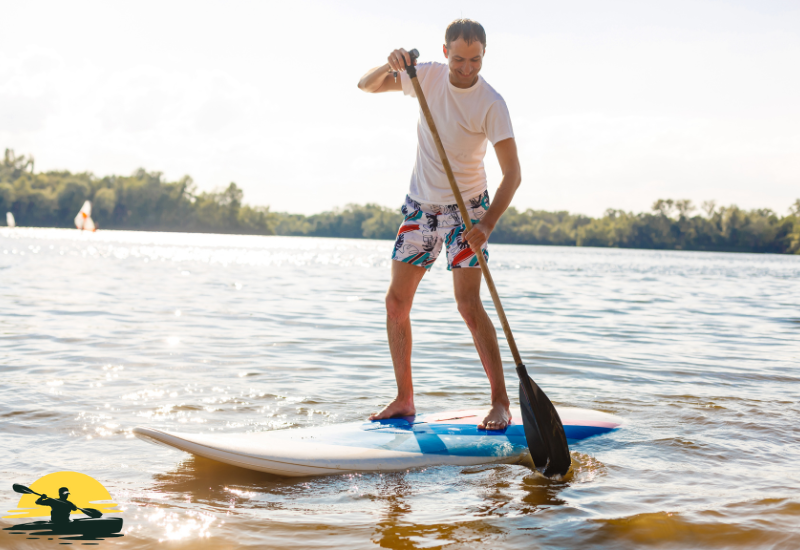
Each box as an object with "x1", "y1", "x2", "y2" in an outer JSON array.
[
  {"x1": 405, "y1": 70, "x2": 523, "y2": 368},
  {"x1": 14, "y1": 484, "x2": 46, "y2": 498}
]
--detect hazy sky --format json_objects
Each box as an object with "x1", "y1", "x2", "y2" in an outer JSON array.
[{"x1": 1, "y1": 0, "x2": 798, "y2": 216}]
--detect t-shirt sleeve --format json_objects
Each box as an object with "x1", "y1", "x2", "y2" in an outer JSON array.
[
  {"x1": 400, "y1": 62, "x2": 432, "y2": 97},
  {"x1": 484, "y1": 100, "x2": 515, "y2": 145}
]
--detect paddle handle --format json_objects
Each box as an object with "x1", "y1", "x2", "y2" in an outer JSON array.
[{"x1": 405, "y1": 65, "x2": 523, "y2": 367}]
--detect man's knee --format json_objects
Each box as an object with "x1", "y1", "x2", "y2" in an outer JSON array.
[
  {"x1": 385, "y1": 290, "x2": 413, "y2": 321},
  {"x1": 456, "y1": 297, "x2": 484, "y2": 329}
]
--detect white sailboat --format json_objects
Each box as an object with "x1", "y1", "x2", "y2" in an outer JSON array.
[
  {"x1": 5, "y1": 212, "x2": 14, "y2": 228},
  {"x1": 74, "y1": 200, "x2": 96, "y2": 231}
]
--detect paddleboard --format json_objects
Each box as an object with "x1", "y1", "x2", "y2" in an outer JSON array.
[{"x1": 134, "y1": 407, "x2": 622, "y2": 477}]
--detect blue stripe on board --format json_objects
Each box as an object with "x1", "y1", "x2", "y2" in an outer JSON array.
[
  {"x1": 291, "y1": 421, "x2": 619, "y2": 457},
  {"x1": 362, "y1": 421, "x2": 615, "y2": 441},
  {"x1": 563, "y1": 424, "x2": 615, "y2": 440}
]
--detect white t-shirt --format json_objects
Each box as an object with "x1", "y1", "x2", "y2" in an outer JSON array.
[{"x1": 400, "y1": 61, "x2": 514, "y2": 205}]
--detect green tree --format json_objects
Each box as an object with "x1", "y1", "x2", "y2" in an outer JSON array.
[
  {"x1": 93, "y1": 187, "x2": 117, "y2": 225},
  {"x1": 1, "y1": 148, "x2": 797, "y2": 254},
  {"x1": 18, "y1": 188, "x2": 58, "y2": 226},
  {"x1": 57, "y1": 180, "x2": 91, "y2": 223},
  {"x1": 362, "y1": 207, "x2": 403, "y2": 239},
  {"x1": 1, "y1": 149, "x2": 34, "y2": 182},
  {"x1": 0, "y1": 183, "x2": 14, "y2": 213}
]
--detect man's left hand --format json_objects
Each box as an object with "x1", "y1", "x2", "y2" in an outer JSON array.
[{"x1": 463, "y1": 221, "x2": 492, "y2": 252}]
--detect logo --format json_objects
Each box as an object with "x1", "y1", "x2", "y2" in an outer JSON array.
[{"x1": 3, "y1": 471, "x2": 123, "y2": 542}]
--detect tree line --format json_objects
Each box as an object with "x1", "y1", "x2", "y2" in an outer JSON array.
[{"x1": 2, "y1": 149, "x2": 798, "y2": 254}]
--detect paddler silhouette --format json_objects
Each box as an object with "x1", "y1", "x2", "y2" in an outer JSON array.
[
  {"x1": 5, "y1": 475, "x2": 124, "y2": 541},
  {"x1": 34, "y1": 487, "x2": 77, "y2": 524}
]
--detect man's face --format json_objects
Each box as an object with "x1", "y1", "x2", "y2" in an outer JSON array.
[{"x1": 443, "y1": 37, "x2": 485, "y2": 88}]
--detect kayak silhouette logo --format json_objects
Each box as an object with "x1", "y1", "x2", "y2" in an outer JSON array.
[{"x1": 3, "y1": 471, "x2": 124, "y2": 541}]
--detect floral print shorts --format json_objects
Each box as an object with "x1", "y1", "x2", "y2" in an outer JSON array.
[{"x1": 391, "y1": 191, "x2": 490, "y2": 271}]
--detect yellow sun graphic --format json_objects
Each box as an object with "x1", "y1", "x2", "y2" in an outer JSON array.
[{"x1": 4, "y1": 471, "x2": 121, "y2": 519}]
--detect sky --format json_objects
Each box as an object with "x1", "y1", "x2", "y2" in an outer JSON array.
[{"x1": 1, "y1": 0, "x2": 798, "y2": 217}]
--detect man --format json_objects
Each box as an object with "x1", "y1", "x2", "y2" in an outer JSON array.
[
  {"x1": 35, "y1": 487, "x2": 78, "y2": 524},
  {"x1": 357, "y1": 19, "x2": 521, "y2": 430}
]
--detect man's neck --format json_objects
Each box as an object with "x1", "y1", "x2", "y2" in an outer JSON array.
[{"x1": 448, "y1": 72, "x2": 479, "y2": 89}]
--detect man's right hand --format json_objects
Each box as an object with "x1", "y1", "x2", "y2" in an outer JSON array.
[
  {"x1": 358, "y1": 48, "x2": 415, "y2": 94},
  {"x1": 387, "y1": 48, "x2": 415, "y2": 73},
  {"x1": 41, "y1": 494, "x2": 48, "y2": 499}
]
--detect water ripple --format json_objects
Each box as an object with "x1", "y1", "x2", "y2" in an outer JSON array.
[{"x1": 1, "y1": 228, "x2": 799, "y2": 549}]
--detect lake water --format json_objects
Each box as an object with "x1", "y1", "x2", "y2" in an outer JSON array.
[{"x1": 1, "y1": 227, "x2": 799, "y2": 549}]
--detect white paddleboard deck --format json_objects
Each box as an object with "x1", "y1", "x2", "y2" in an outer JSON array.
[{"x1": 134, "y1": 407, "x2": 622, "y2": 477}]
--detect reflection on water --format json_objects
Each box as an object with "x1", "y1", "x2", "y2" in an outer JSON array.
[{"x1": 1, "y1": 227, "x2": 800, "y2": 549}]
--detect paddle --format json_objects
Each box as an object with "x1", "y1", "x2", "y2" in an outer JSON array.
[
  {"x1": 402, "y1": 49, "x2": 571, "y2": 477},
  {"x1": 12, "y1": 484, "x2": 103, "y2": 519}
]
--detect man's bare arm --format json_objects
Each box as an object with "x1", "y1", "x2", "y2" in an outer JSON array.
[
  {"x1": 357, "y1": 48, "x2": 415, "y2": 93},
  {"x1": 463, "y1": 137, "x2": 521, "y2": 250},
  {"x1": 483, "y1": 138, "x2": 522, "y2": 228}
]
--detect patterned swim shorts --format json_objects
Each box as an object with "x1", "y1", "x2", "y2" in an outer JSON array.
[{"x1": 391, "y1": 190, "x2": 490, "y2": 270}]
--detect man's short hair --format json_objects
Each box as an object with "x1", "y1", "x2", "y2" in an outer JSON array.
[{"x1": 445, "y1": 19, "x2": 486, "y2": 50}]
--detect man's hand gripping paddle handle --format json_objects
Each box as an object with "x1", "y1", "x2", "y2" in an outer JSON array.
[{"x1": 403, "y1": 49, "x2": 571, "y2": 477}]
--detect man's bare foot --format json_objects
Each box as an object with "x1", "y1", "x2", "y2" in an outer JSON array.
[
  {"x1": 369, "y1": 397, "x2": 416, "y2": 420},
  {"x1": 478, "y1": 402, "x2": 512, "y2": 430}
]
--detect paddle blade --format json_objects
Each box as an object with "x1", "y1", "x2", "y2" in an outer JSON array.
[
  {"x1": 517, "y1": 366, "x2": 571, "y2": 477},
  {"x1": 518, "y1": 384, "x2": 548, "y2": 467},
  {"x1": 80, "y1": 507, "x2": 103, "y2": 519},
  {"x1": 12, "y1": 484, "x2": 38, "y2": 496}
]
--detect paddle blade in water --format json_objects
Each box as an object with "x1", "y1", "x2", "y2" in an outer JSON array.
[{"x1": 517, "y1": 365, "x2": 571, "y2": 476}]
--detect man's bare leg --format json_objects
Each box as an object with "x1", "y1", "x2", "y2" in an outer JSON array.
[
  {"x1": 369, "y1": 261, "x2": 427, "y2": 420},
  {"x1": 453, "y1": 268, "x2": 512, "y2": 430}
]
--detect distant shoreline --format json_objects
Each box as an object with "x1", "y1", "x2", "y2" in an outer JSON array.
[
  {"x1": 2, "y1": 150, "x2": 799, "y2": 254},
  {"x1": 6, "y1": 226, "x2": 800, "y2": 260}
]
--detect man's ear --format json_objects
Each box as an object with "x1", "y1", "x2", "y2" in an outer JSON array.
[{"x1": 442, "y1": 44, "x2": 449, "y2": 59}]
